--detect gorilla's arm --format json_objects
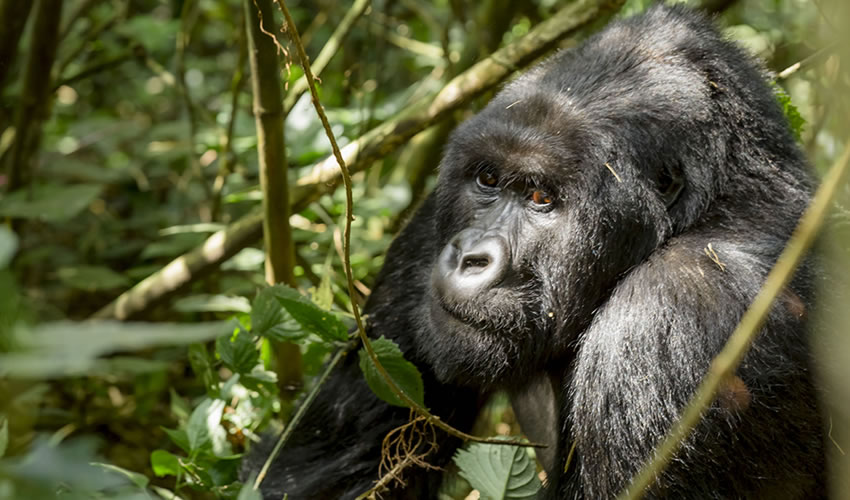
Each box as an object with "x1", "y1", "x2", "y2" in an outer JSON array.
[
  {"x1": 243, "y1": 351, "x2": 481, "y2": 499},
  {"x1": 242, "y1": 194, "x2": 483, "y2": 500},
  {"x1": 561, "y1": 230, "x2": 824, "y2": 499}
]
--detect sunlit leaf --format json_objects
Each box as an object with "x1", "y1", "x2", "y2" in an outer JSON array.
[{"x1": 150, "y1": 449, "x2": 181, "y2": 478}]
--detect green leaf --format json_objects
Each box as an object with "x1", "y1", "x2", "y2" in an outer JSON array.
[
  {"x1": 91, "y1": 462, "x2": 150, "y2": 488},
  {"x1": 241, "y1": 367, "x2": 277, "y2": 391},
  {"x1": 358, "y1": 337, "x2": 424, "y2": 408},
  {"x1": 222, "y1": 247, "x2": 265, "y2": 271},
  {"x1": 185, "y1": 398, "x2": 230, "y2": 456},
  {"x1": 162, "y1": 427, "x2": 190, "y2": 454},
  {"x1": 0, "y1": 321, "x2": 235, "y2": 379},
  {"x1": 169, "y1": 389, "x2": 191, "y2": 422},
  {"x1": 216, "y1": 329, "x2": 259, "y2": 374},
  {"x1": 186, "y1": 398, "x2": 225, "y2": 453},
  {"x1": 250, "y1": 287, "x2": 306, "y2": 342},
  {"x1": 140, "y1": 233, "x2": 207, "y2": 260},
  {"x1": 57, "y1": 265, "x2": 131, "y2": 291},
  {"x1": 772, "y1": 82, "x2": 806, "y2": 141},
  {"x1": 237, "y1": 483, "x2": 263, "y2": 500},
  {"x1": 312, "y1": 253, "x2": 335, "y2": 310},
  {"x1": 0, "y1": 417, "x2": 8, "y2": 457},
  {"x1": 0, "y1": 226, "x2": 18, "y2": 269},
  {"x1": 151, "y1": 449, "x2": 181, "y2": 477},
  {"x1": 454, "y1": 443, "x2": 542, "y2": 500},
  {"x1": 0, "y1": 183, "x2": 101, "y2": 221},
  {"x1": 173, "y1": 294, "x2": 252, "y2": 313},
  {"x1": 265, "y1": 285, "x2": 349, "y2": 342}
]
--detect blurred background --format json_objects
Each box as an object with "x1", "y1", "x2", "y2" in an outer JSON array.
[{"x1": 0, "y1": 0, "x2": 848, "y2": 498}]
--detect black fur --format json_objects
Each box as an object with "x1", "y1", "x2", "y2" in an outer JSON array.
[{"x1": 243, "y1": 6, "x2": 825, "y2": 498}]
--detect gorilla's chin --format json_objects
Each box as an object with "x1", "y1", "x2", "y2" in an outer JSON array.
[{"x1": 421, "y1": 297, "x2": 526, "y2": 389}]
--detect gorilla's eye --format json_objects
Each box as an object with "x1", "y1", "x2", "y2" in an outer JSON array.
[
  {"x1": 477, "y1": 171, "x2": 499, "y2": 189},
  {"x1": 530, "y1": 190, "x2": 553, "y2": 206}
]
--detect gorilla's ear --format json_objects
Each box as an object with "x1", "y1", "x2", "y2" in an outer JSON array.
[{"x1": 657, "y1": 164, "x2": 684, "y2": 208}]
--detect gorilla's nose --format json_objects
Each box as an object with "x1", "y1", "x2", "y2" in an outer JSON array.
[{"x1": 435, "y1": 229, "x2": 510, "y2": 300}]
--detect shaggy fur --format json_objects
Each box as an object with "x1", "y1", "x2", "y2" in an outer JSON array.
[{"x1": 242, "y1": 6, "x2": 824, "y2": 498}]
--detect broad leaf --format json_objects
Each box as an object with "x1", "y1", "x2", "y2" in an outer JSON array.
[
  {"x1": 454, "y1": 443, "x2": 542, "y2": 500},
  {"x1": 150, "y1": 449, "x2": 181, "y2": 477},
  {"x1": 185, "y1": 398, "x2": 229, "y2": 456},
  {"x1": 252, "y1": 285, "x2": 348, "y2": 342},
  {"x1": 358, "y1": 337, "x2": 424, "y2": 408},
  {"x1": 250, "y1": 287, "x2": 306, "y2": 342}
]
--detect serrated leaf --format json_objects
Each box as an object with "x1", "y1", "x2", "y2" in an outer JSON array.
[
  {"x1": 151, "y1": 449, "x2": 181, "y2": 477},
  {"x1": 454, "y1": 443, "x2": 541, "y2": 500},
  {"x1": 358, "y1": 337, "x2": 424, "y2": 408},
  {"x1": 772, "y1": 82, "x2": 806, "y2": 141},
  {"x1": 267, "y1": 285, "x2": 348, "y2": 342},
  {"x1": 250, "y1": 287, "x2": 306, "y2": 342},
  {"x1": 187, "y1": 343, "x2": 218, "y2": 396},
  {"x1": 216, "y1": 329, "x2": 259, "y2": 374}
]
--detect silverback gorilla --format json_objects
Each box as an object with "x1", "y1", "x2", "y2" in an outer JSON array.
[{"x1": 243, "y1": 6, "x2": 825, "y2": 499}]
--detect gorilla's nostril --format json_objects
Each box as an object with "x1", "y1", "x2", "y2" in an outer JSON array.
[{"x1": 461, "y1": 255, "x2": 490, "y2": 270}]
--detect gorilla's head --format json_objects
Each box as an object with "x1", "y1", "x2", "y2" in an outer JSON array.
[{"x1": 420, "y1": 7, "x2": 805, "y2": 388}]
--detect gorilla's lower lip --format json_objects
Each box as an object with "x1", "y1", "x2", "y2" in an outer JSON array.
[{"x1": 433, "y1": 298, "x2": 481, "y2": 331}]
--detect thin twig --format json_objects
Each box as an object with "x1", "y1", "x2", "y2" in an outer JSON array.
[
  {"x1": 776, "y1": 41, "x2": 838, "y2": 80},
  {"x1": 282, "y1": 0, "x2": 370, "y2": 115},
  {"x1": 275, "y1": 0, "x2": 546, "y2": 450},
  {"x1": 618, "y1": 140, "x2": 850, "y2": 499},
  {"x1": 53, "y1": 46, "x2": 145, "y2": 90}
]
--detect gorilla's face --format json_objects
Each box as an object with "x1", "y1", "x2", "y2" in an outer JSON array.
[{"x1": 422, "y1": 87, "x2": 688, "y2": 388}]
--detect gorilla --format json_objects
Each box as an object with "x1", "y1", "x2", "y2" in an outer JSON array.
[{"x1": 243, "y1": 6, "x2": 825, "y2": 499}]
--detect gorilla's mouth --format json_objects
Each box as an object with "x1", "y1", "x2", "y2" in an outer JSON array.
[{"x1": 430, "y1": 286, "x2": 530, "y2": 337}]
